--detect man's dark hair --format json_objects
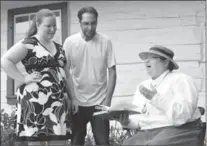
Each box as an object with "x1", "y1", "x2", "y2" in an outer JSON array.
[{"x1": 77, "y1": 6, "x2": 98, "y2": 21}]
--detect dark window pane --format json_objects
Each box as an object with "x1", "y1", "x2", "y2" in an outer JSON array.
[
  {"x1": 54, "y1": 11, "x2": 60, "y2": 17},
  {"x1": 15, "y1": 15, "x2": 29, "y2": 23}
]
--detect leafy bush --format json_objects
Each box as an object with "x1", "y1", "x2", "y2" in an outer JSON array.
[
  {"x1": 0, "y1": 109, "x2": 16, "y2": 146},
  {"x1": 80, "y1": 121, "x2": 128, "y2": 146}
]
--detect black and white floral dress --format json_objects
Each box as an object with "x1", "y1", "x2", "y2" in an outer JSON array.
[{"x1": 15, "y1": 37, "x2": 72, "y2": 141}]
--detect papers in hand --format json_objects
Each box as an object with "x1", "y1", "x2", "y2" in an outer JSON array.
[{"x1": 93, "y1": 103, "x2": 140, "y2": 120}]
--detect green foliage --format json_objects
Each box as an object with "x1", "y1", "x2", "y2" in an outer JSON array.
[
  {"x1": 109, "y1": 121, "x2": 128, "y2": 145},
  {"x1": 78, "y1": 121, "x2": 129, "y2": 146},
  {"x1": 0, "y1": 109, "x2": 16, "y2": 146}
]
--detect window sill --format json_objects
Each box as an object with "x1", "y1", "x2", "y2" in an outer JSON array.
[{"x1": 6, "y1": 95, "x2": 17, "y2": 105}]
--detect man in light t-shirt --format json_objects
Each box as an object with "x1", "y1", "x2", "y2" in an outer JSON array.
[{"x1": 63, "y1": 6, "x2": 117, "y2": 145}]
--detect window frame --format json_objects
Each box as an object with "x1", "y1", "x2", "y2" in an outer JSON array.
[
  {"x1": 7, "y1": 2, "x2": 68, "y2": 105},
  {"x1": 13, "y1": 9, "x2": 62, "y2": 44}
]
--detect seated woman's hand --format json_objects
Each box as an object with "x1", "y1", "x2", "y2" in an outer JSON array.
[
  {"x1": 139, "y1": 84, "x2": 157, "y2": 100},
  {"x1": 113, "y1": 111, "x2": 130, "y2": 127}
]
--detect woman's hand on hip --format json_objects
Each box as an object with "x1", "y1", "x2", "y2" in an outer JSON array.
[{"x1": 24, "y1": 72, "x2": 42, "y2": 84}]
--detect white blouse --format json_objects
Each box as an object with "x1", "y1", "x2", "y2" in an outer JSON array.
[{"x1": 125, "y1": 70, "x2": 201, "y2": 130}]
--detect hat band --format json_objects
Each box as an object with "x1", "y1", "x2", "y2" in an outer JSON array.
[
  {"x1": 149, "y1": 50, "x2": 173, "y2": 61},
  {"x1": 150, "y1": 47, "x2": 173, "y2": 58}
]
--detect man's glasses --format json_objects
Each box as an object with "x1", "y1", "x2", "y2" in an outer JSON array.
[{"x1": 80, "y1": 21, "x2": 97, "y2": 27}]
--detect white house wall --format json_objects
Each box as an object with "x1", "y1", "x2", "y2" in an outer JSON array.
[{"x1": 1, "y1": 1, "x2": 206, "y2": 119}]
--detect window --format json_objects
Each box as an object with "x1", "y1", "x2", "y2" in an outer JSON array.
[
  {"x1": 14, "y1": 10, "x2": 62, "y2": 44},
  {"x1": 7, "y1": 2, "x2": 68, "y2": 105}
]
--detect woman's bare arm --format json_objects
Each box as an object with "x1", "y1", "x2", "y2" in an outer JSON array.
[{"x1": 1, "y1": 41, "x2": 28, "y2": 83}]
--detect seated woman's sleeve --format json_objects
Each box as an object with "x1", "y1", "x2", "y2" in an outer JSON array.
[
  {"x1": 150, "y1": 74, "x2": 199, "y2": 126},
  {"x1": 132, "y1": 83, "x2": 148, "y2": 113},
  {"x1": 122, "y1": 84, "x2": 147, "y2": 129}
]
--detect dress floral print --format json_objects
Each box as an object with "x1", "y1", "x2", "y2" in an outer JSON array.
[{"x1": 15, "y1": 37, "x2": 72, "y2": 141}]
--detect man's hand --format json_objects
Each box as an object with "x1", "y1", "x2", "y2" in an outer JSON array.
[
  {"x1": 71, "y1": 100, "x2": 79, "y2": 114},
  {"x1": 101, "y1": 98, "x2": 111, "y2": 107},
  {"x1": 139, "y1": 84, "x2": 157, "y2": 100}
]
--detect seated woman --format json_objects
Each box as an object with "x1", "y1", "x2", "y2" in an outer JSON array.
[{"x1": 116, "y1": 45, "x2": 203, "y2": 145}]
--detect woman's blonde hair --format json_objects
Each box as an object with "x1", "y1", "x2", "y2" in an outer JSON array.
[{"x1": 26, "y1": 9, "x2": 55, "y2": 38}]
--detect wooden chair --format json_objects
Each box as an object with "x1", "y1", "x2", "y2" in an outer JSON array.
[{"x1": 197, "y1": 107, "x2": 206, "y2": 146}]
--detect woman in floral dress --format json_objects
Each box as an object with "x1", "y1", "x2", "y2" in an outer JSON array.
[{"x1": 1, "y1": 9, "x2": 76, "y2": 145}]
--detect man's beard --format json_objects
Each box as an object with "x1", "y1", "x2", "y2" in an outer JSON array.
[{"x1": 85, "y1": 31, "x2": 96, "y2": 38}]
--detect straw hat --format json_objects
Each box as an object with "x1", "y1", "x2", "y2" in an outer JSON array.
[{"x1": 139, "y1": 45, "x2": 179, "y2": 70}]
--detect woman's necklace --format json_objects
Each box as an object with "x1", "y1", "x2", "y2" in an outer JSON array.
[{"x1": 35, "y1": 35, "x2": 56, "y2": 56}]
